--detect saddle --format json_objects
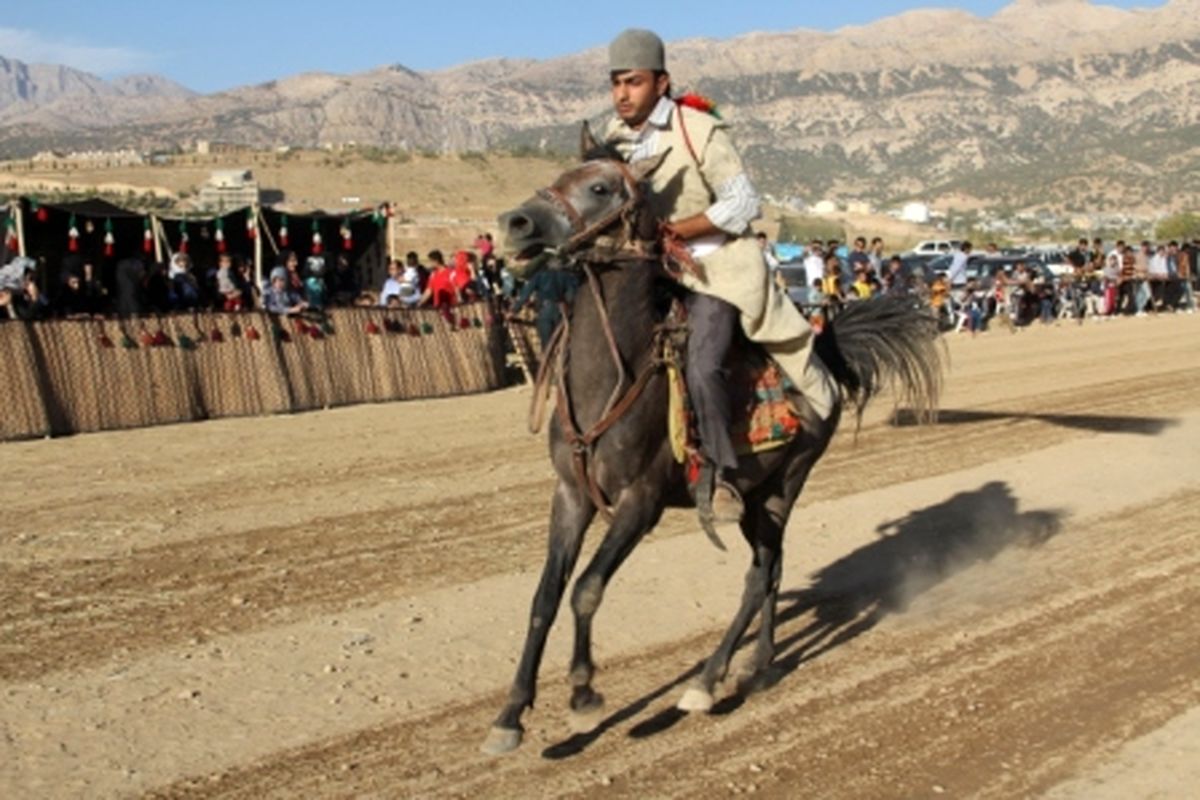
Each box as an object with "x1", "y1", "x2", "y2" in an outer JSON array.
[{"x1": 660, "y1": 301, "x2": 803, "y2": 487}]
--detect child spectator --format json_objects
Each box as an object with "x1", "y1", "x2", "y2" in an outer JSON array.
[
  {"x1": 167, "y1": 253, "x2": 200, "y2": 311},
  {"x1": 304, "y1": 256, "x2": 328, "y2": 310},
  {"x1": 0, "y1": 257, "x2": 48, "y2": 320},
  {"x1": 331, "y1": 253, "x2": 361, "y2": 306},
  {"x1": 263, "y1": 266, "x2": 308, "y2": 315},
  {"x1": 419, "y1": 250, "x2": 460, "y2": 309},
  {"x1": 215, "y1": 253, "x2": 243, "y2": 311}
]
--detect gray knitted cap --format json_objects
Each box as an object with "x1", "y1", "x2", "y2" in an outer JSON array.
[{"x1": 608, "y1": 29, "x2": 665, "y2": 72}]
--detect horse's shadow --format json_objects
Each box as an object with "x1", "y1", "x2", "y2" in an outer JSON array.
[
  {"x1": 542, "y1": 480, "x2": 1063, "y2": 759},
  {"x1": 891, "y1": 407, "x2": 1176, "y2": 437}
]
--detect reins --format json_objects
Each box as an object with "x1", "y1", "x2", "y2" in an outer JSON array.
[
  {"x1": 525, "y1": 169, "x2": 663, "y2": 521},
  {"x1": 524, "y1": 156, "x2": 699, "y2": 525}
]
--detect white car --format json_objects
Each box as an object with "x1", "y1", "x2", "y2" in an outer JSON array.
[{"x1": 909, "y1": 239, "x2": 964, "y2": 255}]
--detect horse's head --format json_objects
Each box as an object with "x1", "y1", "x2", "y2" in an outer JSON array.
[{"x1": 498, "y1": 123, "x2": 668, "y2": 271}]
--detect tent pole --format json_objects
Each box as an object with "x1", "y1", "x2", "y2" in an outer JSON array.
[
  {"x1": 14, "y1": 198, "x2": 27, "y2": 257},
  {"x1": 387, "y1": 201, "x2": 396, "y2": 263},
  {"x1": 151, "y1": 213, "x2": 163, "y2": 263},
  {"x1": 253, "y1": 202, "x2": 263, "y2": 290}
]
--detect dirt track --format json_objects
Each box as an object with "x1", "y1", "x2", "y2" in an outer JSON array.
[{"x1": 2, "y1": 315, "x2": 1199, "y2": 799}]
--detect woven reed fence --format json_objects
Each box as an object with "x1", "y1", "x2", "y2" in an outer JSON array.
[
  {"x1": 0, "y1": 323, "x2": 52, "y2": 440},
  {"x1": 0, "y1": 301, "x2": 508, "y2": 441}
]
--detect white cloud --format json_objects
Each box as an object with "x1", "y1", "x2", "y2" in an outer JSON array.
[{"x1": 0, "y1": 27, "x2": 153, "y2": 74}]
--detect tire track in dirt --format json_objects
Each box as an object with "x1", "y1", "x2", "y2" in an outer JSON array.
[
  {"x1": 2, "y1": 369, "x2": 1195, "y2": 683},
  {"x1": 145, "y1": 491, "x2": 1200, "y2": 799}
]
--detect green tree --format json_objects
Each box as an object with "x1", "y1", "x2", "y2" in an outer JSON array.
[{"x1": 1155, "y1": 212, "x2": 1200, "y2": 242}]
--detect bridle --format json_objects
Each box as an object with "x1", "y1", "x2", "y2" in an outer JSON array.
[{"x1": 533, "y1": 158, "x2": 646, "y2": 259}]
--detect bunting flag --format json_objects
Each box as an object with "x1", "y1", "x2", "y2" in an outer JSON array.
[
  {"x1": 103, "y1": 218, "x2": 115, "y2": 257},
  {"x1": 340, "y1": 218, "x2": 353, "y2": 250},
  {"x1": 143, "y1": 217, "x2": 154, "y2": 253},
  {"x1": 279, "y1": 214, "x2": 289, "y2": 248},
  {"x1": 179, "y1": 220, "x2": 190, "y2": 254},
  {"x1": 32, "y1": 199, "x2": 48, "y2": 223},
  {"x1": 3, "y1": 214, "x2": 16, "y2": 251},
  {"x1": 246, "y1": 208, "x2": 257, "y2": 240},
  {"x1": 215, "y1": 217, "x2": 226, "y2": 253},
  {"x1": 311, "y1": 218, "x2": 323, "y2": 255},
  {"x1": 67, "y1": 214, "x2": 80, "y2": 253}
]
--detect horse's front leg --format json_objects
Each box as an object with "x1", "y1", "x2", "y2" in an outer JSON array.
[
  {"x1": 566, "y1": 482, "x2": 663, "y2": 731},
  {"x1": 482, "y1": 480, "x2": 594, "y2": 755}
]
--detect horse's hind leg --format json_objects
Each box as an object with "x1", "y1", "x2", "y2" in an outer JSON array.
[
  {"x1": 566, "y1": 483, "x2": 663, "y2": 730},
  {"x1": 482, "y1": 481, "x2": 594, "y2": 755},
  {"x1": 680, "y1": 422, "x2": 833, "y2": 712},
  {"x1": 678, "y1": 502, "x2": 776, "y2": 713}
]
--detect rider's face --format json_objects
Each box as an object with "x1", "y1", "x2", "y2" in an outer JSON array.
[{"x1": 611, "y1": 70, "x2": 669, "y2": 128}]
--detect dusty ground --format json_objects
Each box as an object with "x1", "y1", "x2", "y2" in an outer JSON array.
[{"x1": 1, "y1": 313, "x2": 1198, "y2": 799}]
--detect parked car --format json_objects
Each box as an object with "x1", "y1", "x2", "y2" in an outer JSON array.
[
  {"x1": 775, "y1": 259, "x2": 814, "y2": 305},
  {"x1": 908, "y1": 239, "x2": 965, "y2": 256}
]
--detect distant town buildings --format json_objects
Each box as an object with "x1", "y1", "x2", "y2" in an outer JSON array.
[
  {"x1": 30, "y1": 149, "x2": 145, "y2": 167},
  {"x1": 195, "y1": 169, "x2": 260, "y2": 211},
  {"x1": 900, "y1": 202, "x2": 931, "y2": 224}
]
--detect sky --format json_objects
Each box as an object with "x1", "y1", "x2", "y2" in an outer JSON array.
[{"x1": 0, "y1": 0, "x2": 1166, "y2": 93}]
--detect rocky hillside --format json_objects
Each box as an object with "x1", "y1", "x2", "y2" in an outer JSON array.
[{"x1": 1, "y1": 0, "x2": 1198, "y2": 210}]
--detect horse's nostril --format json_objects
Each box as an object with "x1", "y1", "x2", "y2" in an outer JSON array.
[{"x1": 504, "y1": 212, "x2": 534, "y2": 235}]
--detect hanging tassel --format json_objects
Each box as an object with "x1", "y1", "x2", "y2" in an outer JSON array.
[
  {"x1": 279, "y1": 214, "x2": 289, "y2": 248},
  {"x1": 103, "y1": 218, "x2": 115, "y2": 257},
  {"x1": 215, "y1": 217, "x2": 226, "y2": 254},
  {"x1": 67, "y1": 214, "x2": 80, "y2": 253},
  {"x1": 143, "y1": 217, "x2": 154, "y2": 253}
]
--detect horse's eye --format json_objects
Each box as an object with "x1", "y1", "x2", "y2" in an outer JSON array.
[{"x1": 590, "y1": 184, "x2": 609, "y2": 196}]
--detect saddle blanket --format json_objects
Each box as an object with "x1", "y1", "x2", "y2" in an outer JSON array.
[{"x1": 667, "y1": 350, "x2": 802, "y2": 467}]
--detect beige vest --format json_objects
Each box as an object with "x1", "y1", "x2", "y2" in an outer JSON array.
[{"x1": 606, "y1": 104, "x2": 836, "y2": 418}]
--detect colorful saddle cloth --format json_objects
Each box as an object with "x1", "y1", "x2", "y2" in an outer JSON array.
[{"x1": 666, "y1": 340, "x2": 803, "y2": 474}]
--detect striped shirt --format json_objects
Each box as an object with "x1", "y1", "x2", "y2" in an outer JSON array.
[{"x1": 625, "y1": 96, "x2": 761, "y2": 236}]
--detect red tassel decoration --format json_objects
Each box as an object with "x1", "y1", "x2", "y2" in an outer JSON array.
[{"x1": 676, "y1": 93, "x2": 722, "y2": 119}]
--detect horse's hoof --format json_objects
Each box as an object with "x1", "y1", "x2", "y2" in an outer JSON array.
[
  {"x1": 480, "y1": 725, "x2": 523, "y2": 755},
  {"x1": 568, "y1": 696, "x2": 606, "y2": 733},
  {"x1": 676, "y1": 687, "x2": 714, "y2": 713}
]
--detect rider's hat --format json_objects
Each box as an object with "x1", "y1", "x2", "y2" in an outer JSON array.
[{"x1": 609, "y1": 29, "x2": 666, "y2": 72}]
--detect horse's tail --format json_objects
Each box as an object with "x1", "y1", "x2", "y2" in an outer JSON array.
[{"x1": 814, "y1": 295, "x2": 944, "y2": 430}]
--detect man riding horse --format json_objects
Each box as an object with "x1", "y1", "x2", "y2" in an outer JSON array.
[{"x1": 603, "y1": 29, "x2": 836, "y2": 525}]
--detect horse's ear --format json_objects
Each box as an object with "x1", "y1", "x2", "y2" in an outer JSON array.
[
  {"x1": 580, "y1": 121, "x2": 600, "y2": 160},
  {"x1": 630, "y1": 147, "x2": 671, "y2": 182}
]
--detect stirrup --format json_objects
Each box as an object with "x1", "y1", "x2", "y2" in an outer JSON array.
[{"x1": 694, "y1": 461, "x2": 730, "y2": 551}]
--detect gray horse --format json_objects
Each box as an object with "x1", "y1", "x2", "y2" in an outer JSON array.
[{"x1": 482, "y1": 127, "x2": 943, "y2": 754}]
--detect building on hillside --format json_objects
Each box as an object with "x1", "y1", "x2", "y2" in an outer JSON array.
[
  {"x1": 845, "y1": 200, "x2": 872, "y2": 215},
  {"x1": 811, "y1": 200, "x2": 838, "y2": 215},
  {"x1": 195, "y1": 140, "x2": 249, "y2": 156},
  {"x1": 901, "y1": 202, "x2": 931, "y2": 224},
  {"x1": 196, "y1": 169, "x2": 260, "y2": 211}
]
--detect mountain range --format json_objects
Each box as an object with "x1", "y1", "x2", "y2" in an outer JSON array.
[{"x1": 1, "y1": 0, "x2": 1198, "y2": 212}]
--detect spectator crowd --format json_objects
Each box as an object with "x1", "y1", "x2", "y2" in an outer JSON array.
[
  {"x1": 763, "y1": 234, "x2": 1200, "y2": 335},
  {"x1": 0, "y1": 232, "x2": 532, "y2": 322}
]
